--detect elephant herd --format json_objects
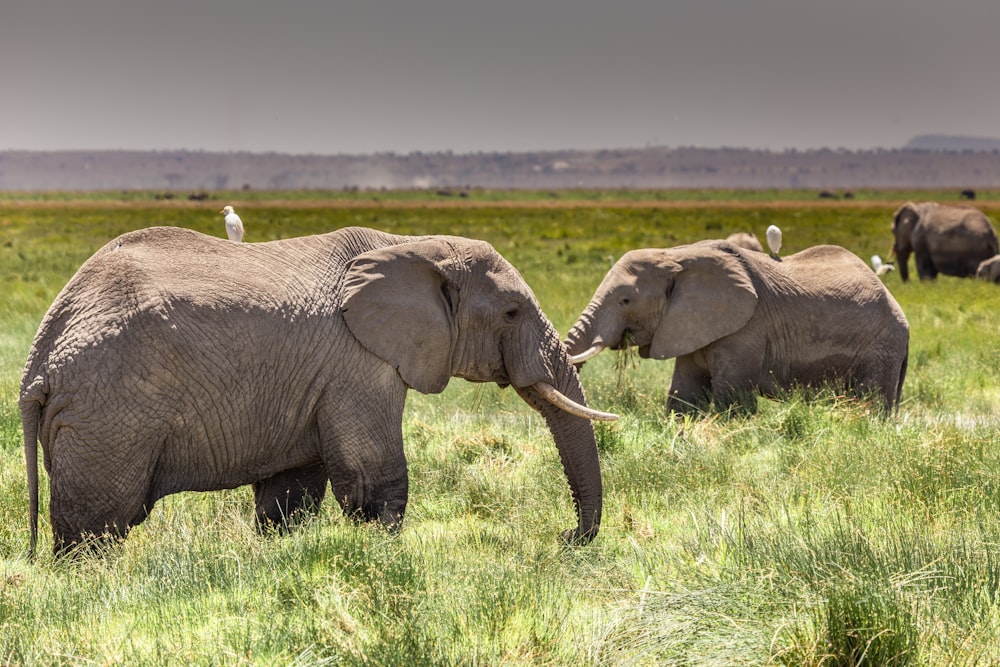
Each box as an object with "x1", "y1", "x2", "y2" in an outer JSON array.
[{"x1": 18, "y1": 201, "x2": 996, "y2": 555}]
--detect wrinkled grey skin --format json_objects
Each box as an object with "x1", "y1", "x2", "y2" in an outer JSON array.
[
  {"x1": 565, "y1": 240, "x2": 910, "y2": 414},
  {"x1": 891, "y1": 202, "x2": 999, "y2": 282},
  {"x1": 21, "y1": 226, "x2": 605, "y2": 555},
  {"x1": 725, "y1": 232, "x2": 764, "y2": 253},
  {"x1": 976, "y1": 255, "x2": 1000, "y2": 282}
]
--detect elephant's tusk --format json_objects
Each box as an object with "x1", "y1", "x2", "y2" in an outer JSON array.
[
  {"x1": 534, "y1": 382, "x2": 618, "y2": 421},
  {"x1": 570, "y1": 345, "x2": 605, "y2": 365}
]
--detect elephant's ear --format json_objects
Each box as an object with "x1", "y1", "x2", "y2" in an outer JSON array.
[
  {"x1": 341, "y1": 242, "x2": 456, "y2": 394},
  {"x1": 893, "y1": 202, "x2": 917, "y2": 229},
  {"x1": 649, "y1": 246, "x2": 758, "y2": 359}
]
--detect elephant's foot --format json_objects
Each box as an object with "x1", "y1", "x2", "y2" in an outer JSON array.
[
  {"x1": 342, "y1": 497, "x2": 407, "y2": 534},
  {"x1": 665, "y1": 392, "x2": 709, "y2": 417},
  {"x1": 328, "y1": 463, "x2": 408, "y2": 533},
  {"x1": 49, "y1": 493, "x2": 147, "y2": 558},
  {"x1": 50, "y1": 518, "x2": 132, "y2": 558}
]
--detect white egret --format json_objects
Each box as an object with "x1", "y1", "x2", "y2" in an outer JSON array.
[
  {"x1": 870, "y1": 254, "x2": 895, "y2": 276},
  {"x1": 765, "y1": 225, "x2": 782, "y2": 257},
  {"x1": 220, "y1": 205, "x2": 244, "y2": 242}
]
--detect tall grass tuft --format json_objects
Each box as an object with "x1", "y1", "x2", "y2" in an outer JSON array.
[{"x1": 778, "y1": 576, "x2": 919, "y2": 666}]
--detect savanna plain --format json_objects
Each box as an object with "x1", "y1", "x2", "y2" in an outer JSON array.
[{"x1": 2, "y1": 190, "x2": 1000, "y2": 665}]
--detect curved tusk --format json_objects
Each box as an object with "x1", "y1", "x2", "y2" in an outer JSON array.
[
  {"x1": 570, "y1": 345, "x2": 605, "y2": 365},
  {"x1": 534, "y1": 382, "x2": 618, "y2": 421}
]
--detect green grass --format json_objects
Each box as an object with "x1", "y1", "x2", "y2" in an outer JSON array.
[{"x1": 2, "y1": 192, "x2": 1000, "y2": 664}]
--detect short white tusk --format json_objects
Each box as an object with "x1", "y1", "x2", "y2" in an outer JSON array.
[
  {"x1": 534, "y1": 382, "x2": 619, "y2": 421},
  {"x1": 570, "y1": 345, "x2": 605, "y2": 364}
]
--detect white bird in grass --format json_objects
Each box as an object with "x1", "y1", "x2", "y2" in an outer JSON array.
[
  {"x1": 765, "y1": 224, "x2": 782, "y2": 257},
  {"x1": 870, "y1": 254, "x2": 895, "y2": 276},
  {"x1": 220, "y1": 205, "x2": 244, "y2": 242}
]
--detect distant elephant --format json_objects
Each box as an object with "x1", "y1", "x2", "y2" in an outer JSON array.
[
  {"x1": 976, "y1": 254, "x2": 1000, "y2": 282},
  {"x1": 21, "y1": 226, "x2": 614, "y2": 555},
  {"x1": 564, "y1": 240, "x2": 909, "y2": 415},
  {"x1": 724, "y1": 232, "x2": 763, "y2": 253},
  {"x1": 891, "y1": 202, "x2": 999, "y2": 282}
]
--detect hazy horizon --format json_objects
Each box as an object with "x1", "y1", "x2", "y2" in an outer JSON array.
[{"x1": 4, "y1": 1, "x2": 1000, "y2": 156}]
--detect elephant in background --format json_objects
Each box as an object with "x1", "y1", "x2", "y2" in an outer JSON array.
[
  {"x1": 724, "y1": 232, "x2": 764, "y2": 253},
  {"x1": 891, "y1": 202, "x2": 999, "y2": 281},
  {"x1": 976, "y1": 255, "x2": 1000, "y2": 282},
  {"x1": 21, "y1": 226, "x2": 614, "y2": 556},
  {"x1": 565, "y1": 240, "x2": 909, "y2": 415}
]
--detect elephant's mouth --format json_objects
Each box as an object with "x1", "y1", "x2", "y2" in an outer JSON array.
[
  {"x1": 637, "y1": 345, "x2": 651, "y2": 358},
  {"x1": 608, "y1": 329, "x2": 629, "y2": 351},
  {"x1": 612, "y1": 329, "x2": 646, "y2": 351}
]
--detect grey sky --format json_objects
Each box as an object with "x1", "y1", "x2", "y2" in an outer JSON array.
[{"x1": 4, "y1": 0, "x2": 999, "y2": 154}]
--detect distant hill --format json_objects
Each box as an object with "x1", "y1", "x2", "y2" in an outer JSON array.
[
  {"x1": 903, "y1": 134, "x2": 1000, "y2": 152},
  {"x1": 2, "y1": 145, "x2": 1000, "y2": 191}
]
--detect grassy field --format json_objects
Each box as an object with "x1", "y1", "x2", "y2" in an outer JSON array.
[{"x1": 2, "y1": 191, "x2": 1000, "y2": 665}]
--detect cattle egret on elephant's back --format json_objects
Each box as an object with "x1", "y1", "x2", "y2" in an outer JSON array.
[
  {"x1": 221, "y1": 205, "x2": 244, "y2": 242},
  {"x1": 871, "y1": 255, "x2": 895, "y2": 276},
  {"x1": 766, "y1": 225, "x2": 782, "y2": 257}
]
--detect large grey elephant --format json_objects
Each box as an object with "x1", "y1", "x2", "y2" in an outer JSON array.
[
  {"x1": 565, "y1": 240, "x2": 909, "y2": 415},
  {"x1": 21, "y1": 226, "x2": 615, "y2": 555},
  {"x1": 891, "y1": 201, "x2": 999, "y2": 282}
]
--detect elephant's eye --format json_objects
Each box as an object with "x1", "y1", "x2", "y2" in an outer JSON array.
[
  {"x1": 620, "y1": 297, "x2": 631, "y2": 306},
  {"x1": 503, "y1": 304, "x2": 520, "y2": 322}
]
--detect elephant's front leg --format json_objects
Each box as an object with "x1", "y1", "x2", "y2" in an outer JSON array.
[
  {"x1": 895, "y1": 248, "x2": 911, "y2": 282},
  {"x1": 320, "y1": 381, "x2": 410, "y2": 531},
  {"x1": 707, "y1": 346, "x2": 761, "y2": 414},
  {"x1": 329, "y1": 459, "x2": 408, "y2": 531},
  {"x1": 253, "y1": 463, "x2": 329, "y2": 532},
  {"x1": 666, "y1": 354, "x2": 713, "y2": 415}
]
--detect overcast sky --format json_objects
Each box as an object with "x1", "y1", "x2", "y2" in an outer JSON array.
[{"x1": 4, "y1": 0, "x2": 999, "y2": 155}]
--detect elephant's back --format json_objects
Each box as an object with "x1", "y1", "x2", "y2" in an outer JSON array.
[
  {"x1": 22, "y1": 227, "x2": 333, "y2": 392},
  {"x1": 777, "y1": 245, "x2": 906, "y2": 321},
  {"x1": 921, "y1": 207, "x2": 997, "y2": 240},
  {"x1": 24, "y1": 224, "x2": 425, "y2": 370},
  {"x1": 780, "y1": 245, "x2": 875, "y2": 288}
]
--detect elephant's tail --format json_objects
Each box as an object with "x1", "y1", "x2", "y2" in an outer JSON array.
[
  {"x1": 895, "y1": 350, "x2": 909, "y2": 412},
  {"x1": 19, "y1": 379, "x2": 43, "y2": 560}
]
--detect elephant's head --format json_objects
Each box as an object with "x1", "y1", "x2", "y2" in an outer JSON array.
[
  {"x1": 891, "y1": 202, "x2": 921, "y2": 280},
  {"x1": 565, "y1": 243, "x2": 758, "y2": 363},
  {"x1": 341, "y1": 237, "x2": 614, "y2": 543},
  {"x1": 891, "y1": 202, "x2": 920, "y2": 249}
]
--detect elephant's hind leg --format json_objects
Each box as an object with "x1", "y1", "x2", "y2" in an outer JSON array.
[
  {"x1": 49, "y1": 459, "x2": 152, "y2": 555},
  {"x1": 916, "y1": 254, "x2": 938, "y2": 280},
  {"x1": 859, "y1": 356, "x2": 907, "y2": 415},
  {"x1": 45, "y1": 425, "x2": 160, "y2": 555}
]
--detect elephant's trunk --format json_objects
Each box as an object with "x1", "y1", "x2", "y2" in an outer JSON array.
[
  {"x1": 515, "y1": 357, "x2": 604, "y2": 544},
  {"x1": 564, "y1": 307, "x2": 606, "y2": 365}
]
